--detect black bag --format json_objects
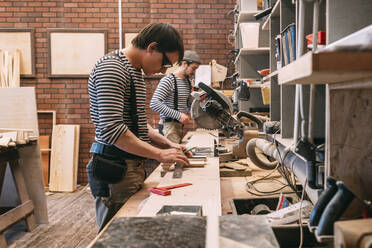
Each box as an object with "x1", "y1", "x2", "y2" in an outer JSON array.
[{"x1": 91, "y1": 153, "x2": 127, "y2": 184}]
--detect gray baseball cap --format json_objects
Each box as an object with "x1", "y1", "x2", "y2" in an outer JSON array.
[{"x1": 182, "y1": 50, "x2": 201, "y2": 64}]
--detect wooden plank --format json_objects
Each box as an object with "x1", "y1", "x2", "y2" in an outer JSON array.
[
  {"x1": 8, "y1": 158, "x2": 36, "y2": 232},
  {"x1": 278, "y1": 51, "x2": 372, "y2": 85},
  {"x1": 220, "y1": 168, "x2": 252, "y2": 177},
  {"x1": 11, "y1": 50, "x2": 20, "y2": 87},
  {"x1": 0, "y1": 200, "x2": 34, "y2": 232},
  {"x1": 334, "y1": 219, "x2": 372, "y2": 248},
  {"x1": 0, "y1": 87, "x2": 48, "y2": 224},
  {"x1": 328, "y1": 84, "x2": 372, "y2": 216},
  {"x1": 49, "y1": 125, "x2": 80, "y2": 192},
  {"x1": 73, "y1": 125, "x2": 80, "y2": 189},
  {"x1": 0, "y1": 234, "x2": 6, "y2": 248},
  {"x1": 39, "y1": 136, "x2": 50, "y2": 188},
  {"x1": 137, "y1": 157, "x2": 221, "y2": 217},
  {"x1": 37, "y1": 110, "x2": 57, "y2": 126}
]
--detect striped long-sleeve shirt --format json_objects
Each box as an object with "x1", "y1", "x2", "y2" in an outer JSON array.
[
  {"x1": 150, "y1": 74, "x2": 191, "y2": 121},
  {"x1": 88, "y1": 50, "x2": 149, "y2": 145}
]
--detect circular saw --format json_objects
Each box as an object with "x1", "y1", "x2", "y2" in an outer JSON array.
[
  {"x1": 191, "y1": 83, "x2": 239, "y2": 137},
  {"x1": 191, "y1": 83, "x2": 264, "y2": 137}
]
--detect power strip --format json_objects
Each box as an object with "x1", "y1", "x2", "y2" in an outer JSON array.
[{"x1": 266, "y1": 200, "x2": 313, "y2": 225}]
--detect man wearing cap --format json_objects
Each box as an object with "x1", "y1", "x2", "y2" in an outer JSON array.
[{"x1": 150, "y1": 50, "x2": 201, "y2": 144}]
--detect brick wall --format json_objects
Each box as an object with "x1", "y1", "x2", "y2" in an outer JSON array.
[{"x1": 0, "y1": 0, "x2": 235, "y2": 184}]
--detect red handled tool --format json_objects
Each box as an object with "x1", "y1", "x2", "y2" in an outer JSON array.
[{"x1": 149, "y1": 183, "x2": 192, "y2": 196}]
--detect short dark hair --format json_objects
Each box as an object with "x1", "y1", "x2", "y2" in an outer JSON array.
[{"x1": 132, "y1": 22, "x2": 184, "y2": 62}]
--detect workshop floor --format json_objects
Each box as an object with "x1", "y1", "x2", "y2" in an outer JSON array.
[
  {"x1": 4, "y1": 185, "x2": 97, "y2": 248},
  {"x1": 4, "y1": 159, "x2": 159, "y2": 248}
]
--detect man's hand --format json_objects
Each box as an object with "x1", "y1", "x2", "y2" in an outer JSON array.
[
  {"x1": 179, "y1": 113, "x2": 190, "y2": 124},
  {"x1": 169, "y1": 143, "x2": 193, "y2": 157},
  {"x1": 157, "y1": 148, "x2": 190, "y2": 166}
]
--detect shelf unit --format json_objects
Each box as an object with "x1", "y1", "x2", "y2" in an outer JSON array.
[
  {"x1": 267, "y1": 0, "x2": 372, "y2": 220},
  {"x1": 234, "y1": 47, "x2": 270, "y2": 64},
  {"x1": 278, "y1": 51, "x2": 372, "y2": 85},
  {"x1": 262, "y1": 0, "x2": 280, "y2": 31},
  {"x1": 233, "y1": 0, "x2": 271, "y2": 112},
  {"x1": 236, "y1": 11, "x2": 258, "y2": 23},
  {"x1": 230, "y1": 0, "x2": 372, "y2": 239}
]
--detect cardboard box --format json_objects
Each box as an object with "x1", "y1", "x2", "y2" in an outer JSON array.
[{"x1": 210, "y1": 59, "x2": 227, "y2": 83}]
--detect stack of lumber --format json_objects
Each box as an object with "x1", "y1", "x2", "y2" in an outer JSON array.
[
  {"x1": 0, "y1": 128, "x2": 38, "y2": 148},
  {"x1": 0, "y1": 49, "x2": 20, "y2": 88}
]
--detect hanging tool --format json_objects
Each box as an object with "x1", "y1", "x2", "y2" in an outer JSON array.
[
  {"x1": 149, "y1": 183, "x2": 192, "y2": 196},
  {"x1": 309, "y1": 177, "x2": 338, "y2": 230},
  {"x1": 316, "y1": 181, "x2": 355, "y2": 236}
]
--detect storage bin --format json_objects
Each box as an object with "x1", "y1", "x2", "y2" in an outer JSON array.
[
  {"x1": 240, "y1": 22, "x2": 269, "y2": 48},
  {"x1": 229, "y1": 197, "x2": 328, "y2": 247},
  {"x1": 238, "y1": 0, "x2": 259, "y2": 12}
]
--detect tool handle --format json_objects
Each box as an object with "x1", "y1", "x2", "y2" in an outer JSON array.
[
  {"x1": 183, "y1": 147, "x2": 196, "y2": 154},
  {"x1": 309, "y1": 177, "x2": 338, "y2": 228},
  {"x1": 164, "y1": 183, "x2": 192, "y2": 190},
  {"x1": 150, "y1": 188, "x2": 171, "y2": 196},
  {"x1": 316, "y1": 181, "x2": 355, "y2": 236}
]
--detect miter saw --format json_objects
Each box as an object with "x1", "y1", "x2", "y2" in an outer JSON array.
[
  {"x1": 191, "y1": 83, "x2": 267, "y2": 158},
  {"x1": 191, "y1": 83, "x2": 264, "y2": 137}
]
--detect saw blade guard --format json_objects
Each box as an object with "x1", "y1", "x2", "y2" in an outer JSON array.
[{"x1": 191, "y1": 83, "x2": 234, "y2": 130}]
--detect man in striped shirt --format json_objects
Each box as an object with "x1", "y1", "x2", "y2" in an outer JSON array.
[
  {"x1": 150, "y1": 50, "x2": 201, "y2": 143},
  {"x1": 87, "y1": 23, "x2": 191, "y2": 231}
]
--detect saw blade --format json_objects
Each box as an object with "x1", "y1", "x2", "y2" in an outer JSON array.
[
  {"x1": 198, "y1": 82, "x2": 231, "y2": 111},
  {"x1": 191, "y1": 84, "x2": 233, "y2": 130}
]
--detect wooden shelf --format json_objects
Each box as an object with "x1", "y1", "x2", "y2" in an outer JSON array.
[
  {"x1": 262, "y1": 0, "x2": 280, "y2": 31},
  {"x1": 249, "y1": 82, "x2": 264, "y2": 88},
  {"x1": 262, "y1": 70, "x2": 278, "y2": 82},
  {"x1": 278, "y1": 51, "x2": 372, "y2": 85},
  {"x1": 234, "y1": 47, "x2": 270, "y2": 64},
  {"x1": 237, "y1": 11, "x2": 258, "y2": 23}
]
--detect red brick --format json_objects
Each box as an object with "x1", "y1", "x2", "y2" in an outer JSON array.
[{"x1": 0, "y1": 0, "x2": 235, "y2": 184}]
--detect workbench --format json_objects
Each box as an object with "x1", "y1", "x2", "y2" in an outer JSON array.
[{"x1": 87, "y1": 131, "x2": 292, "y2": 248}]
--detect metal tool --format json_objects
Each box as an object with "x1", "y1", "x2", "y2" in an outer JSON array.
[
  {"x1": 149, "y1": 183, "x2": 192, "y2": 196},
  {"x1": 161, "y1": 148, "x2": 195, "y2": 178},
  {"x1": 173, "y1": 163, "x2": 183, "y2": 178},
  {"x1": 190, "y1": 82, "x2": 264, "y2": 138},
  {"x1": 316, "y1": 181, "x2": 355, "y2": 236},
  {"x1": 309, "y1": 177, "x2": 338, "y2": 230}
]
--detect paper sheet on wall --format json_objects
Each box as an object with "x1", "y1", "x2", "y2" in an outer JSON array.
[{"x1": 195, "y1": 65, "x2": 211, "y2": 87}]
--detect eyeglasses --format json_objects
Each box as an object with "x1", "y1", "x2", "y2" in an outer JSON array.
[{"x1": 161, "y1": 51, "x2": 173, "y2": 68}]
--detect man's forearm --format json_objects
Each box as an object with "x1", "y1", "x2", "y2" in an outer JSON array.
[
  {"x1": 147, "y1": 123, "x2": 172, "y2": 148},
  {"x1": 114, "y1": 129, "x2": 162, "y2": 160}
]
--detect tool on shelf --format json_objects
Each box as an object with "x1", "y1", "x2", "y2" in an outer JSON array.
[{"x1": 149, "y1": 183, "x2": 192, "y2": 196}]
